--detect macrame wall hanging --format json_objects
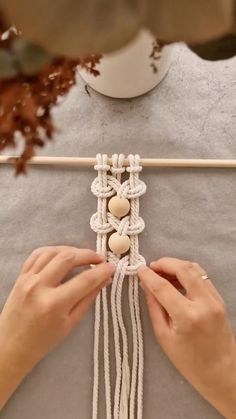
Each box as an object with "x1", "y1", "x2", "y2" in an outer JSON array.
[
  {"x1": 1, "y1": 153, "x2": 235, "y2": 418},
  {"x1": 90, "y1": 154, "x2": 147, "y2": 419}
]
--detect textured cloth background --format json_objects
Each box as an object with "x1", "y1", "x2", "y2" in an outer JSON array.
[{"x1": 0, "y1": 44, "x2": 236, "y2": 419}]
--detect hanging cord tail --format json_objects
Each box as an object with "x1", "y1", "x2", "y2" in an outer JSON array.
[
  {"x1": 91, "y1": 153, "x2": 146, "y2": 419},
  {"x1": 127, "y1": 154, "x2": 146, "y2": 419},
  {"x1": 108, "y1": 154, "x2": 131, "y2": 419},
  {"x1": 91, "y1": 154, "x2": 112, "y2": 419}
]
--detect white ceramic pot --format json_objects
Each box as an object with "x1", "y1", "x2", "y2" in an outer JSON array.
[{"x1": 79, "y1": 29, "x2": 173, "y2": 99}]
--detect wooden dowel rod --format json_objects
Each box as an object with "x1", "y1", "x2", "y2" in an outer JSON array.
[{"x1": 1, "y1": 156, "x2": 236, "y2": 168}]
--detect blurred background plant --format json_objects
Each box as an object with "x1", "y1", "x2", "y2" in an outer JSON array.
[{"x1": 0, "y1": 0, "x2": 235, "y2": 173}]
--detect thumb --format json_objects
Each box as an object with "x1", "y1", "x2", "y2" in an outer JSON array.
[{"x1": 141, "y1": 283, "x2": 170, "y2": 341}]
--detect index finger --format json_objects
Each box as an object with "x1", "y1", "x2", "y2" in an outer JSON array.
[
  {"x1": 150, "y1": 257, "x2": 207, "y2": 297},
  {"x1": 39, "y1": 248, "x2": 105, "y2": 285},
  {"x1": 138, "y1": 266, "x2": 188, "y2": 318},
  {"x1": 21, "y1": 246, "x2": 104, "y2": 275},
  {"x1": 56, "y1": 262, "x2": 116, "y2": 308}
]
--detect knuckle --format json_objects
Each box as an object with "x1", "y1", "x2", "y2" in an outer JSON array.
[
  {"x1": 76, "y1": 269, "x2": 92, "y2": 286},
  {"x1": 191, "y1": 312, "x2": 204, "y2": 327},
  {"x1": 184, "y1": 261, "x2": 195, "y2": 270},
  {"x1": 91, "y1": 267, "x2": 105, "y2": 283},
  {"x1": 80, "y1": 248, "x2": 93, "y2": 254},
  {"x1": 14, "y1": 276, "x2": 60, "y2": 316},
  {"x1": 16, "y1": 272, "x2": 30, "y2": 285},
  {"x1": 192, "y1": 262, "x2": 201, "y2": 270},
  {"x1": 176, "y1": 267, "x2": 185, "y2": 278},
  {"x1": 57, "y1": 251, "x2": 76, "y2": 265},
  {"x1": 38, "y1": 296, "x2": 58, "y2": 315},
  {"x1": 57, "y1": 245, "x2": 73, "y2": 253},
  {"x1": 21, "y1": 275, "x2": 39, "y2": 296},
  {"x1": 80, "y1": 270, "x2": 93, "y2": 285},
  {"x1": 96, "y1": 262, "x2": 110, "y2": 277},
  {"x1": 173, "y1": 303, "x2": 208, "y2": 335},
  {"x1": 186, "y1": 309, "x2": 206, "y2": 329},
  {"x1": 185, "y1": 302, "x2": 226, "y2": 330},
  {"x1": 31, "y1": 247, "x2": 47, "y2": 257},
  {"x1": 14, "y1": 275, "x2": 40, "y2": 303},
  {"x1": 152, "y1": 279, "x2": 167, "y2": 294},
  {"x1": 210, "y1": 301, "x2": 226, "y2": 319},
  {"x1": 157, "y1": 257, "x2": 170, "y2": 264}
]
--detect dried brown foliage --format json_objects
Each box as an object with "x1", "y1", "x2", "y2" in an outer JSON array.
[
  {"x1": 0, "y1": 13, "x2": 101, "y2": 174},
  {"x1": 149, "y1": 39, "x2": 163, "y2": 73}
]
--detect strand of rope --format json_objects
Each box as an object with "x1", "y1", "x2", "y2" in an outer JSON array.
[
  {"x1": 112, "y1": 165, "x2": 130, "y2": 418},
  {"x1": 127, "y1": 155, "x2": 145, "y2": 419},
  {"x1": 91, "y1": 154, "x2": 111, "y2": 419},
  {"x1": 109, "y1": 154, "x2": 127, "y2": 419},
  {"x1": 101, "y1": 158, "x2": 112, "y2": 419},
  {"x1": 128, "y1": 155, "x2": 140, "y2": 419},
  {"x1": 91, "y1": 153, "x2": 146, "y2": 419},
  {"x1": 128, "y1": 155, "x2": 145, "y2": 418}
]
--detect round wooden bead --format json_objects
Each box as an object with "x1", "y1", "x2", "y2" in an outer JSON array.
[
  {"x1": 108, "y1": 196, "x2": 130, "y2": 218},
  {"x1": 108, "y1": 233, "x2": 130, "y2": 255}
]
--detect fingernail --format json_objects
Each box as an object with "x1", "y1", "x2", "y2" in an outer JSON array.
[
  {"x1": 107, "y1": 277, "x2": 113, "y2": 285},
  {"x1": 139, "y1": 281, "x2": 144, "y2": 289},
  {"x1": 138, "y1": 265, "x2": 148, "y2": 273},
  {"x1": 150, "y1": 261, "x2": 159, "y2": 270},
  {"x1": 97, "y1": 253, "x2": 105, "y2": 260},
  {"x1": 107, "y1": 263, "x2": 116, "y2": 272}
]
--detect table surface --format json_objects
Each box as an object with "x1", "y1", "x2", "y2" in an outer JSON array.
[{"x1": 0, "y1": 44, "x2": 236, "y2": 419}]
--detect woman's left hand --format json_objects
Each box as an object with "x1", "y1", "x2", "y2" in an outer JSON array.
[{"x1": 0, "y1": 246, "x2": 115, "y2": 410}]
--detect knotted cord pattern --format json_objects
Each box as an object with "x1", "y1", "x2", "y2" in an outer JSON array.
[
  {"x1": 92, "y1": 154, "x2": 111, "y2": 419},
  {"x1": 91, "y1": 154, "x2": 146, "y2": 419}
]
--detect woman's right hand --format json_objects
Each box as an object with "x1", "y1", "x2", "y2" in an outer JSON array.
[
  {"x1": 0, "y1": 246, "x2": 115, "y2": 409},
  {"x1": 138, "y1": 257, "x2": 236, "y2": 419}
]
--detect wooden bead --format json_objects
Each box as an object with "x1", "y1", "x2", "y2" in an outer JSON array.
[
  {"x1": 108, "y1": 196, "x2": 130, "y2": 218},
  {"x1": 108, "y1": 233, "x2": 130, "y2": 255}
]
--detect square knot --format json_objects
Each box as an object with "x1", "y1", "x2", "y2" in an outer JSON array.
[
  {"x1": 108, "y1": 253, "x2": 146, "y2": 276},
  {"x1": 91, "y1": 178, "x2": 114, "y2": 198},
  {"x1": 107, "y1": 213, "x2": 145, "y2": 235},
  {"x1": 90, "y1": 213, "x2": 114, "y2": 234},
  {"x1": 126, "y1": 166, "x2": 142, "y2": 174},
  {"x1": 94, "y1": 163, "x2": 110, "y2": 172},
  {"x1": 110, "y1": 166, "x2": 126, "y2": 175}
]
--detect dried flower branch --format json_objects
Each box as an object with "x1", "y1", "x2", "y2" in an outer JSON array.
[
  {"x1": 0, "y1": 12, "x2": 101, "y2": 174},
  {"x1": 149, "y1": 38, "x2": 163, "y2": 73}
]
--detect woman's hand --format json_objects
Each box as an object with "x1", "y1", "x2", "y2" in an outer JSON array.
[
  {"x1": 138, "y1": 258, "x2": 236, "y2": 419},
  {"x1": 0, "y1": 246, "x2": 115, "y2": 410}
]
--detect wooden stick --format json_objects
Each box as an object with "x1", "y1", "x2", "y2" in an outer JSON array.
[{"x1": 1, "y1": 155, "x2": 236, "y2": 168}]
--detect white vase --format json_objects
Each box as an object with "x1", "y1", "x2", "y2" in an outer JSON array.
[{"x1": 79, "y1": 29, "x2": 173, "y2": 99}]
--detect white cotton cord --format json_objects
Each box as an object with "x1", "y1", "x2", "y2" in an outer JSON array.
[
  {"x1": 128, "y1": 276, "x2": 138, "y2": 419},
  {"x1": 127, "y1": 155, "x2": 145, "y2": 419},
  {"x1": 91, "y1": 153, "x2": 146, "y2": 419},
  {"x1": 128, "y1": 156, "x2": 139, "y2": 419},
  {"x1": 109, "y1": 154, "x2": 128, "y2": 419},
  {"x1": 110, "y1": 270, "x2": 123, "y2": 419},
  {"x1": 100, "y1": 158, "x2": 112, "y2": 419},
  {"x1": 134, "y1": 276, "x2": 144, "y2": 419},
  {"x1": 92, "y1": 291, "x2": 101, "y2": 419},
  {"x1": 115, "y1": 257, "x2": 130, "y2": 419},
  {"x1": 132, "y1": 160, "x2": 144, "y2": 419},
  {"x1": 91, "y1": 154, "x2": 111, "y2": 419},
  {"x1": 102, "y1": 285, "x2": 111, "y2": 419}
]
